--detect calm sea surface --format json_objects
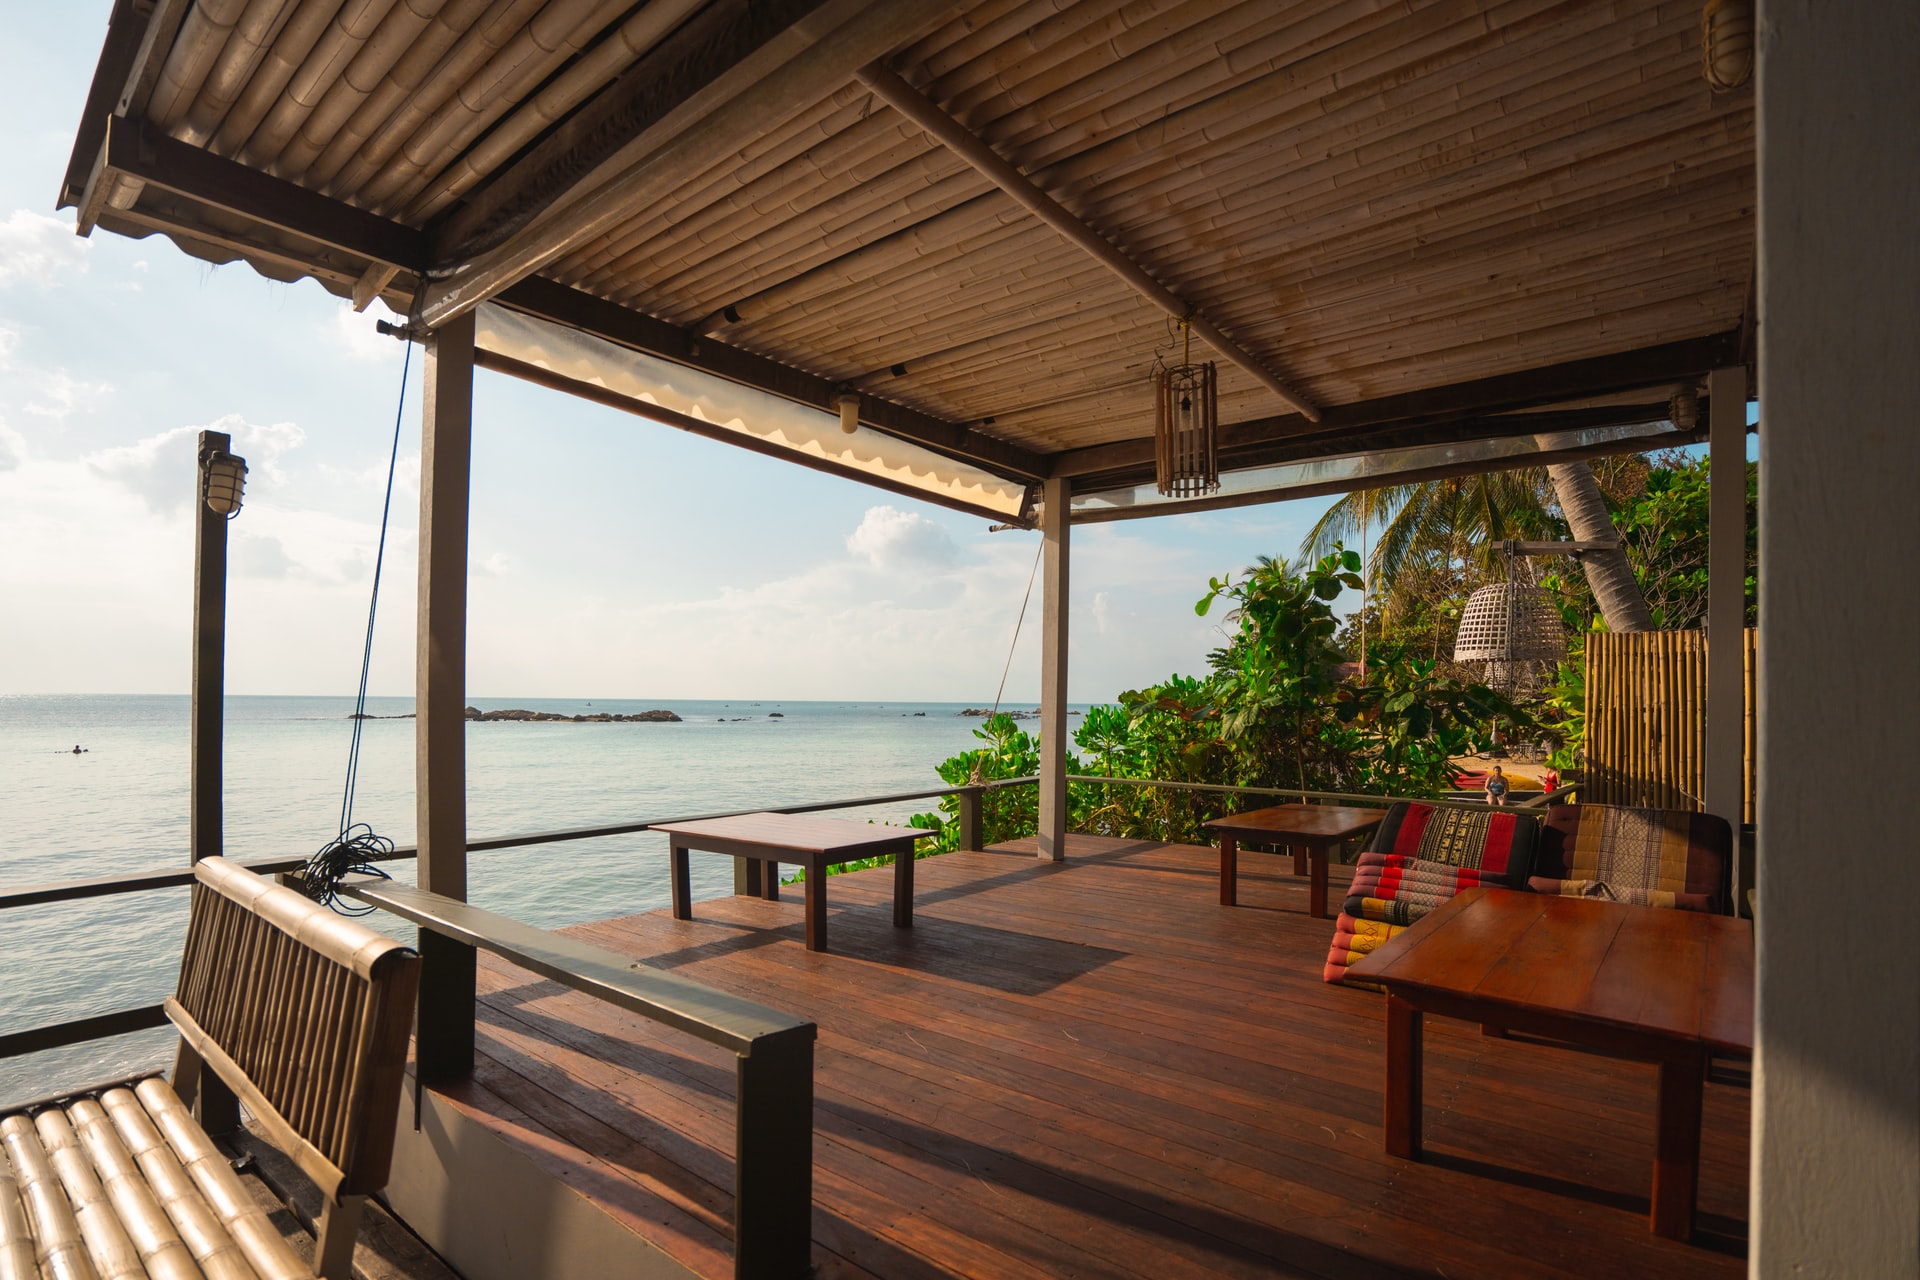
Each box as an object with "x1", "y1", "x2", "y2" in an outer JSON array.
[{"x1": 0, "y1": 694, "x2": 1036, "y2": 1103}]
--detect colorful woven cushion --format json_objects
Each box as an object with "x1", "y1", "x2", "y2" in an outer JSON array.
[
  {"x1": 1529, "y1": 804, "x2": 1732, "y2": 913},
  {"x1": 1322, "y1": 911, "x2": 1409, "y2": 985},
  {"x1": 1325, "y1": 802, "x2": 1538, "y2": 983}
]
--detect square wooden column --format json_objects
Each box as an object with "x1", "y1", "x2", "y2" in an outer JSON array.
[
  {"x1": 415, "y1": 312, "x2": 476, "y2": 1083},
  {"x1": 1753, "y1": 0, "x2": 1919, "y2": 1271},
  {"x1": 1037, "y1": 476, "x2": 1070, "y2": 862},
  {"x1": 1704, "y1": 366, "x2": 1747, "y2": 850}
]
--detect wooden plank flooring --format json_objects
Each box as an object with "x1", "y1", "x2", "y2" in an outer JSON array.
[{"x1": 439, "y1": 835, "x2": 1749, "y2": 1279}]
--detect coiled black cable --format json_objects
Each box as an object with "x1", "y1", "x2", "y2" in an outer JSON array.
[{"x1": 299, "y1": 336, "x2": 411, "y2": 914}]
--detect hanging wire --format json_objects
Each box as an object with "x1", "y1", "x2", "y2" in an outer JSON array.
[
  {"x1": 971, "y1": 537, "x2": 1045, "y2": 785},
  {"x1": 302, "y1": 337, "x2": 413, "y2": 913}
]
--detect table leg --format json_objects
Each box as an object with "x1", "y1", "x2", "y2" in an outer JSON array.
[
  {"x1": 893, "y1": 846, "x2": 914, "y2": 928},
  {"x1": 804, "y1": 862, "x2": 828, "y2": 952},
  {"x1": 761, "y1": 861, "x2": 780, "y2": 901},
  {"x1": 1385, "y1": 994, "x2": 1423, "y2": 1160},
  {"x1": 670, "y1": 843, "x2": 692, "y2": 920},
  {"x1": 1309, "y1": 848, "x2": 1329, "y2": 918},
  {"x1": 1652, "y1": 1047, "x2": 1706, "y2": 1240},
  {"x1": 1219, "y1": 834, "x2": 1238, "y2": 906},
  {"x1": 1292, "y1": 845, "x2": 1307, "y2": 876}
]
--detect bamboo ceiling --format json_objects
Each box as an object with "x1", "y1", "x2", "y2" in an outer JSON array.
[{"x1": 61, "y1": 0, "x2": 1754, "y2": 514}]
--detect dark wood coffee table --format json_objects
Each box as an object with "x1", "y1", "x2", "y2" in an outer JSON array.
[
  {"x1": 651, "y1": 812, "x2": 930, "y2": 952},
  {"x1": 1202, "y1": 804, "x2": 1385, "y2": 917},
  {"x1": 1348, "y1": 887, "x2": 1754, "y2": 1241}
]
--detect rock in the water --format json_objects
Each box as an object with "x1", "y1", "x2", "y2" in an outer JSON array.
[{"x1": 463, "y1": 707, "x2": 681, "y2": 723}]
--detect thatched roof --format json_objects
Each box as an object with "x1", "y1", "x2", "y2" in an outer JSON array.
[{"x1": 62, "y1": 0, "x2": 1752, "y2": 522}]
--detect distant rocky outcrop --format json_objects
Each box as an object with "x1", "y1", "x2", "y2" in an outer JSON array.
[
  {"x1": 958, "y1": 707, "x2": 1041, "y2": 720},
  {"x1": 347, "y1": 712, "x2": 414, "y2": 719},
  {"x1": 463, "y1": 706, "x2": 681, "y2": 723}
]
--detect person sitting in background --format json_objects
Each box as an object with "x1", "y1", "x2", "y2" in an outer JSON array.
[{"x1": 1485, "y1": 765, "x2": 1510, "y2": 806}]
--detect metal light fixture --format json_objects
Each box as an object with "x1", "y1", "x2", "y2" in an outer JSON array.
[
  {"x1": 201, "y1": 446, "x2": 248, "y2": 518},
  {"x1": 1701, "y1": 0, "x2": 1754, "y2": 91},
  {"x1": 1153, "y1": 319, "x2": 1219, "y2": 497},
  {"x1": 1669, "y1": 387, "x2": 1701, "y2": 430},
  {"x1": 835, "y1": 392, "x2": 860, "y2": 435}
]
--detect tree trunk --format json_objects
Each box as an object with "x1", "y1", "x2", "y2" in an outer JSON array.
[{"x1": 1544, "y1": 458, "x2": 1655, "y2": 632}]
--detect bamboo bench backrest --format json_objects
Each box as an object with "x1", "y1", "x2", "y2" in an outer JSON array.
[{"x1": 168, "y1": 858, "x2": 419, "y2": 1202}]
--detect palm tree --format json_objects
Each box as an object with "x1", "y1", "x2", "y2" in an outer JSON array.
[{"x1": 1300, "y1": 460, "x2": 1654, "y2": 634}]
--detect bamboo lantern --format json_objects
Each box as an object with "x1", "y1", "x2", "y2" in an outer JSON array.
[{"x1": 1153, "y1": 322, "x2": 1219, "y2": 497}]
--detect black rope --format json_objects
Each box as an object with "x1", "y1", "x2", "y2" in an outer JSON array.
[{"x1": 301, "y1": 337, "x2": 412, "y2": 913}]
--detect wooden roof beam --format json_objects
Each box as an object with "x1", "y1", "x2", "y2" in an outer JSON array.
[
  {"x1": 850, "y1": 63, "x2": 1321, "y2": 424},
  {"x1": 82, "y1": 115, "x2": 428, "y2": 269},
  {"x1": 410, "y1": 0, "x2": 967, "y2": 332},
  {"x1": 57, "y1": 0, "x2": 189, "y2": 214},
  {"x1": 1049, "y1": 331, "x2": 1742, "y2": 477}
]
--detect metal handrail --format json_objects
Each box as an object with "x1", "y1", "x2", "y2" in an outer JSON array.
[{"x1": 1062, "y1": 774, "x2": 1579, "y2": 813}]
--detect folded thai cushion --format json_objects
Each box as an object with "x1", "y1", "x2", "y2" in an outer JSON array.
[
  {"x1": 1529, "y1": 804, "x2": 1732, "y2": 913},
  {"x1": 1322, "y1": 911, "x2": 1409, "y2": 985},
  {"x1": 1325, "y1": 801, "x2": 1538, "y2": 982}
]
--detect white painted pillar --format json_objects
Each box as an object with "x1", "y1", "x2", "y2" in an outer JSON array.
[
  {"x1": 1036, "y1": 476, "x2": 1070, "y2": 862},
  {"x1": 1752, "y1": 1, "x2": 1919, "y2": 1273},
  {"x1": 1704, "y1": 365, "x2": 1747, "y2": 850}
]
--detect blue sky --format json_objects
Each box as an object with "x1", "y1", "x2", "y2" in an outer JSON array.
[{"x1": 0, "y1": 2, "x2": 1343, "y2": 702}]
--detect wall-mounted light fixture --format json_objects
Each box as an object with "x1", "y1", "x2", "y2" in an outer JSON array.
[
  {"x1": 836, "y1": 393, "x2": 860, "y2": 435},
  {"x1": 200, "y1": 445, "x2": 248, "y2": 518}
]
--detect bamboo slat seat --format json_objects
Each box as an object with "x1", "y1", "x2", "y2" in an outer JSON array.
[{"x1": 0, "y1": 860, "x2": 420, "y2": 1280}]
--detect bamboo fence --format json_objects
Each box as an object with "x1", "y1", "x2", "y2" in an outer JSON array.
[{"x1": 1585, "y1": 628, "x2": 1756, "y2": 824}]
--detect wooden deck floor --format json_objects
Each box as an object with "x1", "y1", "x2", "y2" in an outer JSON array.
[{"x1": 441, "y1": 836, "x2": 1749, "y2": 1279}]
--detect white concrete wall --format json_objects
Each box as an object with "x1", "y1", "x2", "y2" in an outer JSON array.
[{"x1": 1753, "y1": 2, "x2": 1920, "y2": 1274}]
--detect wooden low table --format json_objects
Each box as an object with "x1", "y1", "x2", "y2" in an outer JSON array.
[
  {"x1": 1203, "y1": 803, "x2": 1385, "y2": 917},
  {"x1": 651, "y1": 812, "x2": 930, "y2": 953},
  {"x1": 1348, "y1": 887, "x2": 1754, "y2": 1241}
]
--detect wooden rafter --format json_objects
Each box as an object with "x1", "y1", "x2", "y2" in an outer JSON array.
[
  {"x1": 89, "y1": 116, "x2": 427, "y2": 268},
  {"x1": 848, "y1": 63, "x2": 1321, "y2": 423},
  {"x1": 410, "y1": 0, "x2": 966, "y2": 331},
  {"x1": 1049, "y1": 331, "x2": 1742, "y2": 478}
]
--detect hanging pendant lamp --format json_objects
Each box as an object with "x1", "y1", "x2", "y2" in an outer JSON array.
[{"x1": 1154, "y1": 319, "x2": 1219, "y2": 498}]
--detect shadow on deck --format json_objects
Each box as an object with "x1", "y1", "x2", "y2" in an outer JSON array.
[{"x1": 429, "y1": 835, "x2": 1749, "y2": 1279}]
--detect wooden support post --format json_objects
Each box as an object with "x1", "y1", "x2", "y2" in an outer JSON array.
[
  {"x1": 1037, "y1": 476, "x2": 1070, "y2": 862},
  {"x1": 1705, "y1": 366, "x2": 1747, "y2": 875},
  {"x1": 957, "y1": 785, "x2": 983, "y2": 851},
  {"x1": 733, "y1": 1024, "x2": 814, "y2": 1279},
  {"x1": 415, "y1": 312, "x2": 476, "y2": 1085},
  {"x1": 189, "y1": 429, "x2": 241, "y2": 1138},
  {"x1": 190, "y1": 429, "x2": 229, "y2": 865}
]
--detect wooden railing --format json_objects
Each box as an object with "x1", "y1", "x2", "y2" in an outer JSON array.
[{"x1": 342, "y1": 879, "x2": 815, "y2": 1280}]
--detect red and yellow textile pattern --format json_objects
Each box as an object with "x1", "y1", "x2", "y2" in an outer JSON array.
[
  {"x1": 1528, "y1": 805, "x2": 1727, "y2": 912},
  {"x1": 1343, "y1": 852, "x2": 1508, "y2": 927},
  {"x1": 1384, "y1": 804, "x2": 1527, "y2": 875},
  {"x1": 1323, "y1": 911, "x2": 1408, "y2": 984}
]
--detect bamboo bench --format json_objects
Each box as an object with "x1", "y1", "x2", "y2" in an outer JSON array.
[{"x1": 0, "y1": 857, "x2": 420, "y2": 1280}]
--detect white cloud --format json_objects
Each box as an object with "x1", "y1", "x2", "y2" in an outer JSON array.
[
  {"x1": 329, "y1": 299, "x2": 406, "y2": 363},
  {"x1": 0, "y1": 324, "x2": 18, "y2": 368},
  {"x1": 0, "y1": 419, "x2": 23, "y2": 472},
  {"x1": 0, "y1": 210, "x2": 90, "y2": 288},
  {"x1": 233, "y1": 530, "x2": 294, "y2": 579},
  {"x1": 845, "y1": 505, "x2": 958, "y2": 572},
  {"x1": 86, "y1": 415, "x2": 307, "y2": 514},
  {"x1": 23, "y1": 368, "x2": 111, "y2": 424}
]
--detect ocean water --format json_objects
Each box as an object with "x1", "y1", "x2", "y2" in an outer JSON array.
[{"x1": 0, "y1": 694, "x2": 1029, "y2": 1104}]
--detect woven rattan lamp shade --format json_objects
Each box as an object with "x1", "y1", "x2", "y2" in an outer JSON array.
[{"x1": 1454, "y1": 582, "x2": 1567, "y2": 662}]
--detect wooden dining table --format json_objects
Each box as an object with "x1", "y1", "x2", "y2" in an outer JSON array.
[
  {"x1": 650, "y1": 812, "x2": 930, "y2": 953},
  {"x1": 1202, "y1": 803, "x2": 1385, "y2": 918},
  {"x1": 1348, "y1": 887, "x2": 1754, "y2": 1241}
]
